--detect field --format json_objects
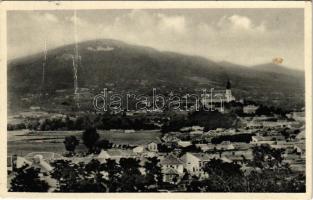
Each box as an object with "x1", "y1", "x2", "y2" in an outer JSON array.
[{"x1": 7, "y1": 129, "x2": 162, "y2": 156}]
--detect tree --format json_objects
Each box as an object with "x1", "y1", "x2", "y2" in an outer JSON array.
[
  {"x1": 144, "y1": 157, "x2": 163, "y2": 190},
  {"x1": 201, "y1": 158, "x2": 243, "y2": 192},
  {"x1": 252, "y1": 144, "x2": 285, "y2": 169},
  {"x1": 63, "y1": 136, "x2": 79, "y2": 155},
  {"x1": 102, "y1": 159, "x2": 122, "y2": 192},
  {"x1": 119, "y1": 158, "x2": 146, "y2": 192},
  {"x1": 50, "y1": 159, "x2": 106, "y2": 192},
  {"x1": 82, "y1": 127, "x2": 100, "y2": 153},
  {"x1": 9, "y1": 165, "x2": 49, "y2": 192},
  {"x1": 94, "y1": 139, "x2": 112, "y2": 154}
]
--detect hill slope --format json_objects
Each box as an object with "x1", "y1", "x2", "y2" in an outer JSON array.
[{"x1": 8, "y1": 39, "x2": 304, "y2": 111}]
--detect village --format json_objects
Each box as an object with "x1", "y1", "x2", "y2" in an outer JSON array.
[{"x1": 7, "y1": 81, "x2": 306, "y2": 192}]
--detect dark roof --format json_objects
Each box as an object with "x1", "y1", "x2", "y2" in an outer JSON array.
[{"x1": 160, "y1": 154, "x2": 184, "y2": 165}]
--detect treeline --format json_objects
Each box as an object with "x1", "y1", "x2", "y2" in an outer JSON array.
[
  {"x1": 161, "y1": 110, "x2": 238, "y2": 133},
  {"x1": 8, "y1": 114, "x2": 160, "y2": 131}
]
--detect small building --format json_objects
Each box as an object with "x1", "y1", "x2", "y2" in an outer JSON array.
[
  {"x1": 215, "y1": 141, "x2": 235, "y2": 150},
  {"x1": 181, "y1": 153, "x2": 211, "y2": 176},
  {"x1": 191, "y1": 126, "x2": 204, "y2": 131},
  {"x1": 251, "y1": 136, "x2": 285, "y2": 145},
  {"x1": 243, "y1": 105, "x2": 259, "y2": 114},
  {"x1": 147, "y1": 142, "x2": 158, "y2": 152},
  {"x1": 97, "y1": 149, "x2": 137, "y2": 163},
  {"x1": 296, "y1": 130, "x2": 305, "y2": 140},
  {"x1": 29, "y1": 106, "x2": 41, "y2": 111},
  {"x1": 160, "y1": 154, "x2": 184, "y2": 175},
  {"x1": 190, "y1": 130, "x2": 203, "y2": 135},
  {"x1": 124, "y1": 129, "x2": 135, "y2": 134},
  {"x1": 293, "y1": 144, "x2": 305, "y2": 157},
  {"x1": 178, "y1": 141, "x2": 192, "y2": 148},
  {"x1": 161, "y1": 134, "x2": 180, "y2": 143},
  {"x1": 292, "y1": 111, "x2": 305, "y2": 122},
  {"x1": 133, "y1": 146, "x2": 144, "y2": 154},
  {"x1": 162, "y1": 168, "x2": 180, "y2": 183}
]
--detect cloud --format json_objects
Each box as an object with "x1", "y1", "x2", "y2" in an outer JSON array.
[
  {"x1": 217, "y1": 14, "x2": 266, "y2": 33},
  {"x1": 157, "y1": 14, "x2": 186, "y2": 34},
  {"x1": 7, "y1": 9, "x2": 303, "y2": 70}
]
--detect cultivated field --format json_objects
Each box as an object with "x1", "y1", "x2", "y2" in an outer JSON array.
[{"x1": 7, "y1": 129, "x2": 162, "y2": 156}]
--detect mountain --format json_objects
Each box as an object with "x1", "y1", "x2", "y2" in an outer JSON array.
[
  {"x1": 8, "y1": 39, "x2": 304, "y2": 111},
  {"x1": 252, "y1": 63, "x2": 303, "y2": 77}
]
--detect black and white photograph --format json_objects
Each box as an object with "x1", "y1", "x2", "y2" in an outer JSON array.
[{"x1": 2, "y1": 1, "x2": 312, "y2": 197}]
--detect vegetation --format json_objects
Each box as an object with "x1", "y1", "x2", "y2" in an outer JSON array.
[
  {"x1": 162, "y1": 110, "x2": 238, "y2": 133},
  {"x1": 82, "y1": 127, "x2": 100, "y2": 153},
  {"x1": 63, "y1": 136, "x2": 79, "y2": 155},
  {"x1": 9, "y1": 143, "x2": 305, "y2": 192},
  {"x1": 9, "y1": 165, "x2": 50, "y2": 192},
  {"x1": 9, "y1": 113, "x2": 160, "y2": 131}
]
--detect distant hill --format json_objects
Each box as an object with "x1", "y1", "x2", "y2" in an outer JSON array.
[
  {"x1": 8, "y1": 39, "x2": 304, "y2": 111},
  {"x1": 252, "y1": 63, "x2": 303, "y2": 77}
]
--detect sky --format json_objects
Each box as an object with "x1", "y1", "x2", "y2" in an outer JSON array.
[{"x1": 7, "y1": 9, "x2": 304, "y2": 70}]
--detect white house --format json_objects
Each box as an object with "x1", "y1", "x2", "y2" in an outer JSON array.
[
  {"x1": 147, "y1": 142, "x2": 158, "y2": 152},
  {"x1": 97, "y1": 149, "x2": 137, "y2": 163},
  {"x1": 191, "y1": 126, "x2": 204, "y2": 131},
  {"x1": 124, "y1": 129, "x2": 135, "y2": 133},
  {"x1": 215, "y1": 141, "x2": 235, "y2": 150},
  {"x1": 133, "y1": 146, "x2": 144, "y2": 154},
  {"x1": 160, "y1": 154, "x2": 184, "y2": 174},
  {"x1": 293, "y1": 144, "x2": 305, "y2": 157},
  {"x1": 190, "y1": 130, "x2": 204, "y2": 135},
  {"x1": 181, "y1": 153, "x2": 212, "y2": 177},
  {"x1": 178, "y1": 141, "x2": 192, "y2": 148},
  {"x1": 243, "y1": 105, "x2": 259, "y2": 114},
  {"x1": 160, "y1": 154, "x2": 184, "y2": 182}
]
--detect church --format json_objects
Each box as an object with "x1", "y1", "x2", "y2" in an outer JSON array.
[{"x1": 200, "y1": 80, "x2": 236, "y2": 112}]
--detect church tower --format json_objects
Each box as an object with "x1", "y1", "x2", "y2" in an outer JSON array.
[{"x1": 225, "y1": 80, "x2": 234, "y2": 102}]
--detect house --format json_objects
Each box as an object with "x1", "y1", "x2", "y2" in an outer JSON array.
[
  {"x1": 24, "y1": 152, "x2": 64, "y2": 162},
  {"x1": 296, "y1": 130, "x2": 305, "y2": 140},
  {"x1": 97, "y1": 149, "x2": 137, "y2": 163},
  {"x1": 191, "y1": 126, "x2": 204, "y2": 131},
  {"x1": 190, "y1": 130, "x2": 203, "y2": 135},
  {"x1": 180, "y1": 126, "x2": 204, "y2": 133},
  {"x1": 195, "y1": 144, "x2": 216, "y2": 152},
  {"x1": 147, "y1": 142, "x2": 158, "y2": 152},
  {"x1": 222, "y1": 150, "x2": 254, "y2": 164},
  {"x1": 180, "y1": 127, "x2": 191, "y2": 132},
  {"x1": 293, "y1": 144, "x2": 305, "y2": 157},
  {"x1": 70, "y1": 154, "x2": 94, "y2": 164},
  {"x1": 246, "y1": 120, "x2": 263, "y2": 129},
  {"x1": 30, "y1": 106, "x2": 41, "y2": 110},
  {"x1": 232, "y1": 143, "x2": 252, "y2": 151},
  {"x1": 160, "y1": 154, "x2": 184, "y2": 175},
  {"x1": 133, "y1": 146, "x2": 144, "y2": 154},
  {"x1": 250, "y1": 136, "x2": 284, "y2": 145},
  {"x1": 292, "y1": 111, "x2": 305, "y2": 122},
  {"x1": 215, "y1": 141, "x2": 235, "y2": 150},
  {"x1": 11, "y1": 154, "x2": 58, "y2": 192},
  {"x1": 162, "y1": 168, "x2": 180, "y2": 183},
  {"x1": 243, "y1": 105, "x2": 259, "y2": 114},
  {"x1": 31, "y1": 155, "x2": 54, "y2": 172},
  {"x1": 178, "y1": 141, "x2": 192, "y2": 148},
  {"x1": 124, "y1": 129, "x2": 135, "y2": 133},
  {"x1": 181, "y1": 153, "x2": 212, "y2": 177},
  {"x1": 162, "y1": 134, "x2": 180, "y2": 143}
]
